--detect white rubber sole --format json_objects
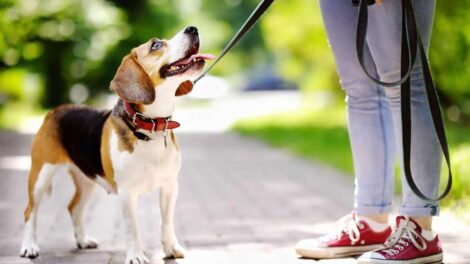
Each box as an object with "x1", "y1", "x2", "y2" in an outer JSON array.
[
  {"x1": 296, "y1": 244, "x2": 384, "y2": 259},
  {"x1": 357, "y1": 252, "x2": 443, "y2": 264}
]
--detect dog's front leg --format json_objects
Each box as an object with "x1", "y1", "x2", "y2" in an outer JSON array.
[
  {"x1": 120, "y1": 192, "x2": 149, "y2": 264},
  {"x1": 160, "y1": 181, "x2": 185, "y2": 258}
]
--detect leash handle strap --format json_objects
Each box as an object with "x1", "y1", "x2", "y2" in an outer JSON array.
[
  {"x1": 356, "y1": 0, "x2": 416, "y2": 87},
  {"x1": 193, "y1": 0, "x2": 275, "y2": 83},
  {"x1": 356, "y1": 0, "x2": 452, "y2": 202}
]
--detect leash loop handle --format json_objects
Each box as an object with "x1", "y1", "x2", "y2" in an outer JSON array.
[
  {"x1": 193, "y1": 0, "x2": 275, "y2": 83},
  {"x1": 356, "y1": 0, "x2": 452, "y2": 202},
  {"x1": 356, "y1": 0, "x2": 416, "y2": 87}
]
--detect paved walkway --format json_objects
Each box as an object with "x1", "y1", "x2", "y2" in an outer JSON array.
[{"x1": 0, "y1": 132, "x2": 469, "y2": 264}]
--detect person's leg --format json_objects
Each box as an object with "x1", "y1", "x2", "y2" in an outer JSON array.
[
  {"x1": 366, "y1": 0, "x2": 439, "y2": 224},
  {"x1": 357, "y1": 1, "x2": 443, "y2": 263},
  {"x1": 320, "y1": 0, "x2": 396, "y2": 218},
  {"x1": 295, "y1": 1, "x2": 395, "y2": 259}
]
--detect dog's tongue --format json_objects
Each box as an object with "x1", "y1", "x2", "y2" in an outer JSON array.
[{"x1": 175, "y1": 53, "x2": 215, "y2": 66}]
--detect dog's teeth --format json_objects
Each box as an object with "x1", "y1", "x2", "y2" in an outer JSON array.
[{"x1": 168, "y1": 63, "x2": 190, "y2": 73}]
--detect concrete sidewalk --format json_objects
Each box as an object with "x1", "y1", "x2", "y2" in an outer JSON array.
[{"x1": 0, "y1": 132, "x2": 468, "y2": 264}]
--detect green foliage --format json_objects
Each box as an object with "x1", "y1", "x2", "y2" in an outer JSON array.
[
  {"x1": 431, "y1": 1, "x2": 470, "y2": 119},
  {"x1": 260, "y1": 0, "x2": 339, "y2": 95},
  {"x1": 0, "y1": 0, "x2": 274, "y2": 115},
  {"x1": 443, "y1": 125, "x2": 470, "y2": 205},
  {"x1": 0, "y1": 69, "x2": 29, "y2": 101},
  {"x1": 0, "y1": 0, "x2": 128, "y2": 108}
]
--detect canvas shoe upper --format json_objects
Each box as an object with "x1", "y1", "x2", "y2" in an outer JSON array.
[
  {"x1": 358, "y1": 216, "x2": 443, "y2": 264},
  {"x1": 296, "y1": 212, "x2": 391, "y2": 259}
]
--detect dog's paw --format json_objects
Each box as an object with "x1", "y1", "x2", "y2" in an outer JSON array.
[
  {"x1": 76, "y1": 236, "x2": 99, "y2": 249},
  {"x1": 20, "y1": 242, "x2": 40, "y2": 259},
  {"x1": 125, "y1": 252, "x2": 149, "y2": 264},
  {"x1": 163, "y1": 242, "x2": 185, "y2": 259}
]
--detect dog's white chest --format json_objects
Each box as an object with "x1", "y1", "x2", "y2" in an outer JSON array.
[{"x1": 110, "y1": 131, "x2": 181, "y2": 193}]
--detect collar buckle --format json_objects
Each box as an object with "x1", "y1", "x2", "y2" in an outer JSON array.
[
  {"x1": 132, "y1": 112, "x2": 156, "y2": 132},
  {"x1": 162, "y1": 116, "x2": 171, "y2": 148},
  {"x1": 163, "y1": 117, "x2": 171, "y2": 133}
]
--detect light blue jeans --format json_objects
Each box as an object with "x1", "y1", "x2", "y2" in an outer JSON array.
[{"x1": 320, "y1": 0, "x2": 441, "y2": 216}]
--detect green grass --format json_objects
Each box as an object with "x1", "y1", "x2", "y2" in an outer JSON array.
[
  {"x1": 442, "y1": 125, "x2": 470, "y2": 217},
  {"x1": 0, "y1": 102, "x2": 46, "y2": 131},
  {"x1": 233, "y1": 107, "x2": 470, "y2": 217}
]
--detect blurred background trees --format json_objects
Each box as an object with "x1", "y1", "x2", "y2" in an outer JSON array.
[
  {"x1": 0, "y1": 0, "x2": 469, "y2": 126},
  {"x1": 431, "y1": 1, "x2": 470, "y2": 123}
]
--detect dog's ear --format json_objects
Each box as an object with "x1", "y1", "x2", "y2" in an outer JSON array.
[
  {"x1": 110, "y1": 53, "x2": 155, "y2": 104},
  {"x1": 175, "y1": 80, "x2": 194, "y2": 96}
]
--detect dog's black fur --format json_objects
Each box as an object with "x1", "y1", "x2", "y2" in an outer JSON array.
[{"x1": 57, "y1": 106, "x2": 111, "y2": 178}]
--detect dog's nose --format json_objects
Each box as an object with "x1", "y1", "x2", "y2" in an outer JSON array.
[{"x1": 184, "y1": 26, "x2": 198, "y2": 35}]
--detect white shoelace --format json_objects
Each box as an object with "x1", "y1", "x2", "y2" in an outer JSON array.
[
  {"x1": 320, "y1": 214, "x2": 364, "y2": 244},
  {"x1": 382, "y1": 216, "x2": 427, "y2": 256}
]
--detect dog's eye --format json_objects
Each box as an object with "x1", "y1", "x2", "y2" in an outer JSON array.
[{"x1": 150, "y1": 41, "x2": 163, "y2": 51}]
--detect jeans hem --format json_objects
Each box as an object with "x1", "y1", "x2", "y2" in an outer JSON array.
[
  {"x1": 399, "y1": 205, "x2": 440, "y2": 217},
  {"x1": 356, "y1": 204, "x2": 393, "y2": 215}
]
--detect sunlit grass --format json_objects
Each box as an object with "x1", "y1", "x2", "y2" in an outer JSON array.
[
  {"x1": 233, "y1": 107, "x2": 470, "y2": 215},
  {"x1": 0, "y1": 103, "x2": 46, "y2": 132},
  {"x1": 442, "y1": 126, "x2": 470, "y2": 219}
]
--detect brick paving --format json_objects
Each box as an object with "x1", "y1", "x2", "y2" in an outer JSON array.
[{"x1": 0, "y1": 131, "x2": 469, "y2": 264}]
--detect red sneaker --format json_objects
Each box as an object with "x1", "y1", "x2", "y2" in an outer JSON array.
[
  {"x1": 357, "y1": 216, "x2": 443, "y2": 264},
  {"x1": 295, "y1": 213, "x2": 392, "y2": 259}
]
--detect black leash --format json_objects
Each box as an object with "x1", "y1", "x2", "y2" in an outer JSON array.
[
  {"x1": 356, "y1": 0, "x2": 452, "y2": 202},
  {"x1": 193, "y1": 0, "x2": 275, "y2": 84}
]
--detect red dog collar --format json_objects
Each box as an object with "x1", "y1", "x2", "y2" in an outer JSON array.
[{"x1": 124, "y1": 101, "x2": 180, "y2": 132}]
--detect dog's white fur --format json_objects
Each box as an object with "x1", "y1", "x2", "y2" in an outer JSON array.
[{"x1": 21, "y1": 28, "x2": 204, "y2": 264}]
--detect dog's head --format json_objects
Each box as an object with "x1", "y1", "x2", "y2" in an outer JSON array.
[{"x1": 110, "y1": 26, "x2": 214, "y2": 104}]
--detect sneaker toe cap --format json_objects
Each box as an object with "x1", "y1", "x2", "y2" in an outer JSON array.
[
  {"x1": 358, "y1": 251, "x2": 386, "y2": 260},
  {"x1": 295, "y1": 239, "x2": 323, "y2": 251}
]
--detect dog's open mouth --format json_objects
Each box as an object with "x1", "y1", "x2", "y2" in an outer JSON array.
[{"x1": 161, "y1": 50, "x2": 214, "y2": 78}]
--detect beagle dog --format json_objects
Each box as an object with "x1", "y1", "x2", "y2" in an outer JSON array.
[{"x1": 20, "y1": 26, "x2": 214, "y2": 264}]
